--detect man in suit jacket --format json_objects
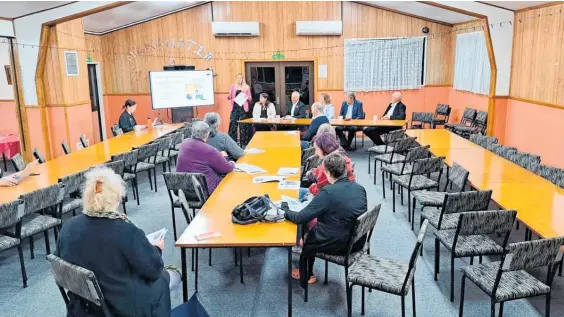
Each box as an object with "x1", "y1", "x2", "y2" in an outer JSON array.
[
  {"x1": 301, "y1": 102, "x2": 329, "y2": 149},
  {"x1": 285, "y1": 153, "x2": 367, "y2": 288},
  {"x1": 285, "y1": 91, "x2": 307, "y2": 119},
  {"x1": 335, "y1": 92, "x2": 364, "y2": 150},
  {"x1": 364, "y1": 91, "x2": 407, "y2": 145}
]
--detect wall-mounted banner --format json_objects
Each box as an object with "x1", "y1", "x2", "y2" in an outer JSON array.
[{"x1": 127, "y1": 38, "x2": 213, "y2": 62}]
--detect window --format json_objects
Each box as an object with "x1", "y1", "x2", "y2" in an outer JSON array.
[
  {"x1": 453, "y1": 31, "x2": 490, "y2": 95},
  {"x1": 344, "y1": 37, "x2": 426, "y2": 92}
]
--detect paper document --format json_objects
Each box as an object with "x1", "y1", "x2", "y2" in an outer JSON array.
[
  {"x1": 235, "y1": 163, "x2": 266, "y2": 174},
  {"x1": 285, "y1": 131, "x2": 299, "y2": 135},
  {"x1": 195, "y1": 232, "x2": 222, "y2": 241},
  {"x1": 234, "y1": 92, "x2": 248, "y2": 107},
  {"x1": 273, "y1": 195, "x2": 306, "y2": 212},
  {"x1": 146, "y1": 228, "x2": 168, "y2": 244},
  {"x1": 253, "y1": 175, "x2": 286, "y2": 183},
  {"x1": 278, "y1": 180, "x2": 300, "y2": 190},
  {"x1": 278, "y1": 167, "x2": 299, "y2": 176},
  {"x1": 244, "y1": 148, "x2": 265, "y2": 154}
]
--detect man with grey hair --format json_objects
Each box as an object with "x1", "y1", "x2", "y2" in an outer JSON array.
[
  {"x1": 336, "y1": 91, "x2": 364, "y2": 150},
  {"x1": 284, "y1": 91, "x2": 307, "y2": 119},
  {"x1": 176, "y1": 120, "x2": 235, "y2": 193},
  {"x1": 300, "y1": 102, "x2": 330, "y2": 149},
  {"x1": 363, "y1": 91, "x2": 406, "y2": 145},
  {"x1": 204, "y1": 112, "x2": 245, "y2": 160}
]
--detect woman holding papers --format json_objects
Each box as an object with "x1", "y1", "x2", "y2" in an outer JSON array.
[
  {"x1": 227, "y1": 74, "x2": 253, "y2": 144},
  {"x1": 55, "y1": 167, "x2": 180, "y2": 317}
]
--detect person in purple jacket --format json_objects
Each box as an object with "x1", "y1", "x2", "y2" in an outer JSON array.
[{"x1": 176, "y1": 121, "x2": 235, "y2": 194}]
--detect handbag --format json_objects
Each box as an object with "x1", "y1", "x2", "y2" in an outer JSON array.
[{"x1": 232, "y1": 195, "x2": 286, "y2": 225}]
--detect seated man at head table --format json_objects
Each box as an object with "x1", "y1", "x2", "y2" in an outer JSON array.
[
  {"x1": 300, "y1": 102, "x2": 329, "y2": 150},
  {"x1": 363, "y1": 91, "x2": 406, "y2": 145},
  {"x1": 284, "y1": 91, "x2": 307, "y2": 119},
  {"x1": 284, "y1": 153, "x2": 367, "y2": 287},
  {"x1": 0, "y1": 160, "x2": 40, "y2": 187},
  {"x1": 335, "y1": 91, "x2": 364, "y2": 151},
  {"x1": 176, "y1": 121, "x2": 235, "y2": 194}
]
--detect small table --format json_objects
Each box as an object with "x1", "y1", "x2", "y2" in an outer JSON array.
[{"x1": 0, "y1": 134, "x2": 20, "y2": 171}]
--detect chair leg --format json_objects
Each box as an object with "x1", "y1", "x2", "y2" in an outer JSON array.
[
  {"x1": 559, "y1": 258, "x2": 562, "y2": 276},
  {"x1": 361, "y1": 286, "x2": 365, "y2": 315},
  {"x1": 400, "y1": 187, "x2": 404, "y2": 205},
  {"x1": 434, "y1": 238, "x2": 439, "y2": 281},
  {"x1": 324, "y1": 260, "x2": 328, "y2": 284},
  {"x1": 450, "y1": 256, "x2": 455, "y2": 302},
  {"x1": 131, "y1": 180, "x2": 137, "y2": 200},
  {"x1": 459, "y1": 275, "x2": 466, "y2": 317},
  {"x1": 373, "y1": 161, "x2": 377, "y2": 184},
  {"x1": 191, "y1": 248, "x2": 195, "y2": 272},
  {"x1": 134, "y1": 179, "x2": 140, "y2": 205},
  {"x1": 491, "y1": 301, "x2": 496, "y2": 317},
  {"x1": 407, "y1": 190, "x2": 412, "y2": 224},
  {"x1": 382, "y1": 171, "x2": 386, "y2": 199},
  {"x1": 43, "y1": 230, "x2": 51, "y2": 255},
  {"x1": 153, "y1": 168, "x2": 158, "y2": 192},
  {"x1": 546, "y1": 293, "x2": 551, "y2": 317},
  {"x1": 347, "y1": 284, "x2": 353, "y2": 317},
  {"x1": 401, "y1": 295, "x2": 406, "y2": 317},
  {"x1": 499, "y1": 302, "x2": 504, "y2": 317},
  {"x1": 209, "y1": 248, "x2": 212, "y2": 266},
  {"x1": 29, "y1": 235, "x2": 34, "y2": 259},
  {"x1": 412, "y1": 278, "x2": 416, "y2": 317},
  {"x1": 17, "y1": 244, "x2": 27, "y2": 288},
  {"x1": 147, "y1": 170, "x2": 153, "y2": 191},
  {"x1": 479, "y1": 255, "x2": 483, "y2": 264},
  {"x1": 368, "y1": 152, "x2": 371, "y2": 174},
  {"x1": 392, "y1": 183, "x2": 396, "y2": 213},
  {"x1": 171, "y1": 207, "x2": 178, "y2": 241}
]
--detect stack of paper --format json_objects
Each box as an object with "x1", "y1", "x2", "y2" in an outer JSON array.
[
  {"x1": 278, "y1": 180, "x2": 300, "y2": 190},
  {"x1": 234, "y1": 92, "x2": 248, "y2": 107},
  {"x1": 273, "y1": 195, "x2": 306, "y2": 212},
  {"x1": 277, "y1": 167, "x2": 299, "y2": 176},
  {"x1": 235, "y1": 163, "x2": 266, "y2": 174},
  {"x1": 253, "y1": 175, "x2": 286, "y2": 183},
  {"x1": 244, "y1": 148, "x2": 265, "y2": 154},
  {"x1": 146, "y1": 228, "x2": 168, "y2": 244}
]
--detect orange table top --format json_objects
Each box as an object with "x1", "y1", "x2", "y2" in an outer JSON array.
[
  {"x1": 0, "y1": 124, "x2": 182, "y2": 204},
  {"x1": 239, "y1": 118, "x2": 406, "y2": 127},
  {"x1": 406, "y1": 129, "x2": 564, "y2": 239},
  {"x1": 175, "y1": 131, "x2": 299, "y2": 248}
]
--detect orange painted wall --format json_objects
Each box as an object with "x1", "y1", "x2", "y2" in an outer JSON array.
[
  {"x1": 504, "y1": 99, "x2": 564, "y2": 168},
  {"x1": 47, "y1": 107, "x2": 67, "y2": 158},
  {"x1": 447, "y1": 89, "x2": 489, "y2": 122},
  {"x1": 25, "y1": 107, "x2": 46, "y2": 158},
  {"x1": 0, "y1": 100, "x2": 19, "y2": 135},
  {"x1": 66, "y1": 104, "x2": 95, "y2": 152}
]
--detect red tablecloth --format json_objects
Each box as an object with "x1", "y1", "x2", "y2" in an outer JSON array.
[{"x1": 0, "y1": 134, "x2": 20, "y2": 159}]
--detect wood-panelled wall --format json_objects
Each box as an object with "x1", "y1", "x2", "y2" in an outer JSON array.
[
  {"x1": 510, "y1": 3, "x2": 564, "y2": 106},
  {"x1": 86, "y1": 1, "x2": 453, "y2": 95}
]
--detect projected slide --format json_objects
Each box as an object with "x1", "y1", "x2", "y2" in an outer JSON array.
[{"x1": 149, "y1": 70, "x2": 215, "y2": 109}]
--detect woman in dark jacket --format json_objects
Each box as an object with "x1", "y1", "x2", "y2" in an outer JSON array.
[
  {"x1": 118, "y1": 99, "x2": 145, "y2": 133},
  {"x1": 56, "y1": 167, "x2": 174, "y2": 317}
]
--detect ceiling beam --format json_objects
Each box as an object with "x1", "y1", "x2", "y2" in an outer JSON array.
[
  {"x1": 418, "y1": 1, "x2": 487, "y2": 19},
  {"x1": 475, "y1": 1, "x2": 515, "y2": 12},
  {"x1": 353, "y1": 1, "x2": 454, "y2": 27},
  {"x1": 45, "y1": 1, "x2": 133, "y2": 26},
  {"x1": 515, "y1": 1, "x2": 564, "y2": 13}
]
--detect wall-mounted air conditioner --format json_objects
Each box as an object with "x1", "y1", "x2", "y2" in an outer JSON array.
[
  {"x1": 212, "y1": 22, "x2": 260, "y2": 37},
  {"x1": 296, "y1": 21, "x2": 343, "y2": 36}
]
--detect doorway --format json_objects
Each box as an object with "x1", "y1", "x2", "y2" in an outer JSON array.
[
  {"x1": 87, "y1": 64, "x2": 106, "y2": 142},
  {"x1": 245, "y1": 61, "x2": 314, "y2": 116}
]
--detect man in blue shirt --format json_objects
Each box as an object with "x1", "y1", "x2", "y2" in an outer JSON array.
[
  {"x1": 301, "y1": 102, "x2": 329, "y2": 149},
  {"x1": 335, "y1": 92, "x2": 364, "y2": 150}
]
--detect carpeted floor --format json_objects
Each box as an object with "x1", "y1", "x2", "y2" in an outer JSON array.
[{"x1": 0, "y1": 138, "x2": 561, "y2": 317}]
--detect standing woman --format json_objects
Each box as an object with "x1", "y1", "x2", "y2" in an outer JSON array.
[
  {"x1": 320, "y1": 93, "x2": 335, "y2": 119},
  {"x1": 118, "y1": 99, "x2": 145, "y2": 133},
  {"x1": 227, "y1": 73, "x2": 252, "y2": 144}
]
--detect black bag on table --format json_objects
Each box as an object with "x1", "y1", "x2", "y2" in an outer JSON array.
[{"x1": 232, "y1": 194, "x2": 286, "y2": 225}]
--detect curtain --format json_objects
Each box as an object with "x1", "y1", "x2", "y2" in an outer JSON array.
[
  {"x1": 344, "y1": 37, "x2": 425, "y2": 92},
  {"x1": 453, "y1": 31, "x2": 491, "y2": 95}
]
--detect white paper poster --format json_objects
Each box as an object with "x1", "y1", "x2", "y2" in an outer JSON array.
[{"x1": 318, "y1": 65, "x2": 328, "y2": 78}]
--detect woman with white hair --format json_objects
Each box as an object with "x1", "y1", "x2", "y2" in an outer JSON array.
[
  {"x1": 205, "y1": 112, "x2": 245, "y2": 160},
  {"x1": 55, "y1": 167, "x2": 179, "y2": 317}
]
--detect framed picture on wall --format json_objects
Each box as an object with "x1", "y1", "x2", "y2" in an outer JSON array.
[{"x1": 4, "y1": 65, "x2": 11, "y2": 85}]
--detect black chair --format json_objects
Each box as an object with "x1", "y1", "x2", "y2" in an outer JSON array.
[
  {"x1": 32, "y1": 148, "x2": 46, "y2": 163},
  {"x1": 381, "y1": 145, "x2": 431, "y2": 199},
  {"x1": 411, "y1": 112, "x2": 434, "y2": 129},
  {"x1": 507, "y1": 151, "x2": 541, "y2": 170},
  {"x1": 0, "y1": 200, "x2": 27, "y2": 287},
  {"x1": 460, "y1": 237, "x2": 564, "y2": 317},
  {"x1": 61, "y1": 140, "x2": 71, "y2": 155},
  {"x1": 111, "y1": 124, "x2": 123, "y2": 137},
  {"x1": 432, "y1": 104, "x2": 451, "y2": 128},
  {"x1": 153, "y1": 136, "x2": 173, "y2": 173},
  {"x1": 469, "y1": 134, "x2": 498, "y2": 148},
  {"x1": 58, "y1": 170, "x2": 86, "y2": 219},
  {"x1": 79, "y1": 134, "x2": 89, "y2": 148},
  {"x1": 367, "y1": 129, "x2": 406, "y2": 174},
  {"x1": 352, "y1": 112, "x2": 366, "y2": 150},
  {"x1": 134, "y1": 143, "x2": 159, "y2": 192},
  {"x1": 454, "y1": 110, "x2": 488, "y2": 138},
  {"x1": 101, "y1": 160, "x2": 128, "y2": 214},
  {"x1": 111, "y1": 150, "x2": 140, "y2": 205},
  {"x1": 11, "y1": 153, "x2": 25, "y2": 172},
  {"x1": 47, "y1": 254, "x2": 112, "y2": 317},
  {"x1": 373, "y1": 136, "x2": 417, "y2": 185},
  {"x1": 445, "y1": 107, "x2": 477, "y2": 132}
]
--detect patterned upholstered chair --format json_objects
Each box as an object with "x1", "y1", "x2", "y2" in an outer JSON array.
[
  {"x1": 15, "y1": 183, "x2": 65, "y2": 259},
  {"x1": 373, "y1": 136, "x2": 417, "y2": 185},
  {"x1": 61, "y1": 140, "x2": 71, "y2": 155},
  {"x1": 445, "y1": 107, "x2": 477, "y2": 132},
  {"x1": 412, "y1": 163, "x2": 469, "y2": 220},
  {"x1": 33, "y1": 147, "x2": 46, "y2": 163},
  {"x1": 0, "y1": 200, "x2": 27, "y2": 287},
  {"x1": 494, "y1": 146, "x2": 518, "y2": 159},
  {"x1": 453, "y1": 110, "x2": 488, "y2": 138},
  {"x1": 301, "y1": 147, "x2": 316, "y2": 165},
  {"x1": 531, "y1": 164, "x2": 560, "y2": 183},
  {"x1": 392, "y1": 156, "x2": 444, "y2": 228},
  {"x1": 459, "y1": 237, "x2": 564, "y2": 317},
  {"x1": 134, "y1": 143, "x2": 159, "y2": 192},
  {"x1": 79, "y1": 134, "x2": 89, "y2": 148},
  {"x1": 381, "y1": 145, "x2": 430, "y2": 198},
  {"x1": 11, "y1": 153, "x2": 26, "y2": 172},
  {"x1": 432, "y1": 104, "x2": 451, "y2": 128},
  {"x1": 154, "y1": 136, "x2": 173, "y2": 173},
  {"x1": 435, "y1": 210, "x2": 516, "y2": 302},
  {"x1": 111, "y1": 124, "x2": 123, "y2": 137},
  {"x1": 300, "y1": 154, "x2": 321, "y2": 185},
  {"x1": 111, "y1": 150, "x2": 139, "y2": 205},
  {"x1": 347, "y1": 220, "x2": 429, "y2": 317},
  {"x1": 410, "y1": 112, "x2": 434, "y2": 129},
  {"x1": 101, "y1": 160, "x2": 127, "y2": 214},
  {"x1": 58, "y1": 170, "x2": 86, "y2": 218},
  {"x1": 469, "y1": 134, "x2": 498, "y2": 148},
  {"x1": 167, "y1": 132, "x2": 184, "y2": 164},
  {"x1": 46, "y1": 254, "x2": 112, "y2": 317},
  {"x1": 309, "y1": 205, "x2": 381, "y2": 303},
  {"x1": 367, "y1": 129, "x2": 405, "y2": 174},
  {"x1": 507, "y1": 151, "x2": 541, "y2": 170}
]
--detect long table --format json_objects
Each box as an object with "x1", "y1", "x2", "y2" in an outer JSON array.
[
  {"x1": 239, "y1": 117, "x2": 407, "y2": 128},
  {"x1": 406, "y1": 129, "x2": 564, "y2": 239},
  {"x1": 175, "y1": 131, "x2": 300, "y2": 316},
  {"x1": 0, "y1": 124, "x2": 183, "y2": 204}
]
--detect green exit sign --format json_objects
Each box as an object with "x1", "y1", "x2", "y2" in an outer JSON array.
[{"x1": 272, "y1": 50, "x2": 285, "y2": 60}]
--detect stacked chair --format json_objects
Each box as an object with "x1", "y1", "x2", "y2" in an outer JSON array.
[
  {"x1": 445, "y1": 107, "x2": 477, "y2": 133},
  {"x1": 372, "y1": 136, "x2": 417, "y2": 185},
  {"x1": 453, "y1": 110, "x2": 488, "y2": 138},
  {"x1": 432, "y1": 104, "x2": 451, "y2": 128},
  {"x1": 380, "y1": 145, "x2": 431, "y2": 199},
  {"x1": 367, "y1": 129, "x2": 406, "y2": 174}
]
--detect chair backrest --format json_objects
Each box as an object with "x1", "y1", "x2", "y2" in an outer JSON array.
[
  {"x1": 457, "y1": 210, "x2": 516, "y2": 236},
  {"x1": 447, "y1": 163, "x2": 469, "y2": 190},
  {"x1": 392, "y1": 136, "x2": 417, "y2": 153},
  {"x1": 494, "y1": 146, "x2": 517, "y2": 159},
  {"x1": 411, "y1": 156, "x2": 444, "y2": 176},
  {"x1": 484, "y1": 136, "x2": 498, "y2": 146},
  {"x1": 58, "y1": 170, "x2": 86, "y2": 197},
  {"x1": 111, "y1": 150, "x2": 139, "y2": 168},
  {"x1": 0, "y1": 199, "x2": 25, "y2": 229},
  {"x1": 169, "y1": 132, "x2": 184, "y2": 149},
  {"x1": 508, "y1": 151, "x2": 541, "y2": 170},
  {"x1": 461, "y1": 107, "x2": 477, "y2": 124},
  {"x1": 11, "y1": 153, "x2": 26, "y2": 172},
  {"x1": 348, "y1": 205, "x2": 381, "y2": 254},
  {"x1": 156, "y1": 136, "x2": 172, "y2": 152},
  {"x1": 405, "y1": 145, "x2": 430, "y2": 163},
  {"x1": 383, "y1": 129, "x2": 406, "y2": 145},
  {"x1": 470, "y1": 135, "x2": 498, "y2": 148},
  {"x1": 19, "y1": 183, "x2": 65, "y2": 216},
  {"x1": 183, "y1": 124, "x2": 193, "y2": 139},
  {"x1": 163, "y1": 172, "x2": 210, "y2": 208},
  {"x1": 441, "y1": 190, "x2": 493, "y2": 216},
  {"x1": 111, "y1": 124, "x2": 123, "y2": 137},
  {"x1": 46, "y1": 254, "x2": 110, "y2": 316},
  {"x1": 102, "y1": 160, "x2": 125, "y2": 177},
  {"x1": 33, "y1": 148, "x2": 46, "y2": 163},
  {"x1": 486, "y1": 143, "x2": 501, "y2": 153},
  {"x1": 61, "y1": 140, "x2": 71, "y2": 155},
  {"x1": 79, "y1": 134, "x2": 88, "y2": 148},
  {"x1": 412, "y1": 112, "x2": 433, "y2": 124},
  {"x1": 136, "y1": 143, "x2": 159, "y2": 161},
  {"x1": 301, "y1": 147, "x2": 315, "y2": 165},
  {"x1": 402, "y1": 219, "x2": 429, "y2": 293},
  {"x1": 435, "y1": 104, "x2": 451, "y2": 117},
  {"x1": 473, "y1": 111, "x2": 488, "y2": 129},
  {"x1": 501, "y1": 238, "x2": 564, "y2": 272}
]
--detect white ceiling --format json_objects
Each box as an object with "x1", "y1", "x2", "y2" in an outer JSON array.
[
  {"x1": 360, "y1": 1, "x2": 476, "y2": 24},
  {"x1": 484, "y1": 1, "x2": 554, "y2": 11},
  {"x1": 83, "y1": 1, "x2": 203, "y2": 34},
  {"x1": 0, "y1": 1, "x2": 70, "y2": 19}
]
